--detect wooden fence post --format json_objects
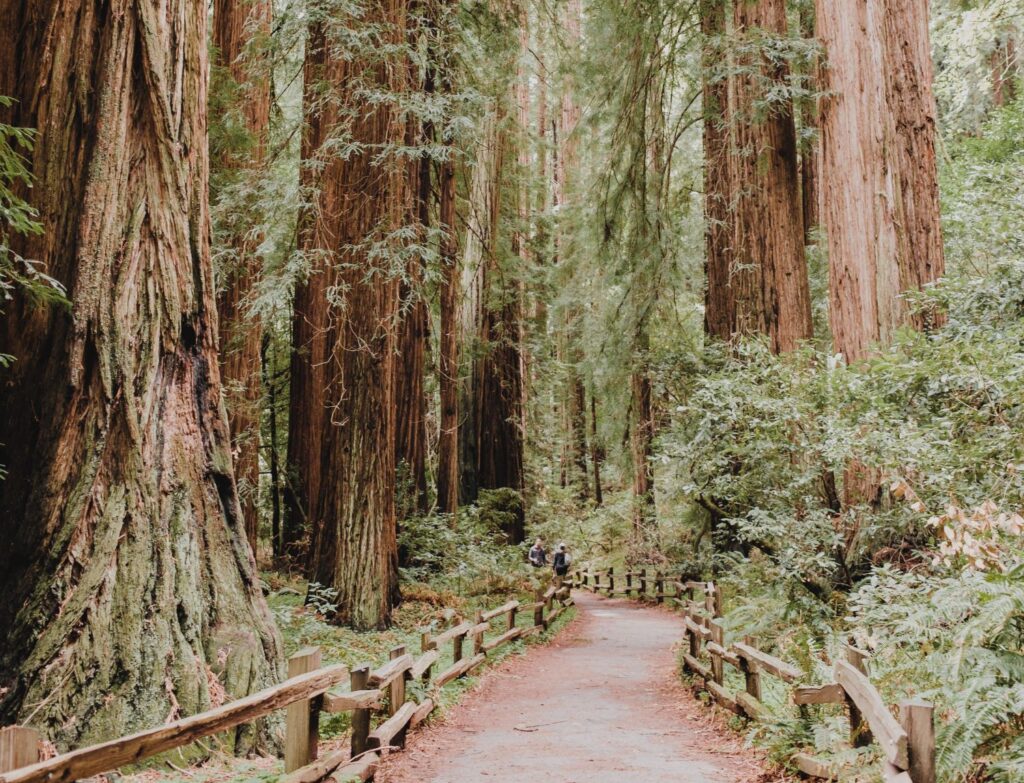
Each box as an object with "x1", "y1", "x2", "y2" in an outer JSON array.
[
  {"x1": 607, "y1": 566, "x2": 614, "y2": 595},
  {"x1": 843, "y1": 645, "x2": 873, "y2": 748},
  {"x1": 534, "y1": 587, "x2": 545, "y2": 629},
  {"x1": 473, "y1": 610, "x2": 485, "y2": 656},
  {"x1": 900, "y1": 699, "x2": 935, "y2": 783},
  {"x1": 709, "y1": 620, "x2": 724, "y2": 685},
  {"x1": 388, "y1": 645, "x2": 406, "y2": 717},
  {"x1": 688, "y1": 621, "x2": 701, "y2": 659},
  {"x1": 740, "y1": 635, "x2": 762, "y2": 700},
  {"x1": 712, "y1": 583, "x2": 723, "y2": 617},
  {"x1": 655, "y1": 571, "x2": 664, "y2": 604},
  {"x1": 625, "y1": 571, "x2": 632, "y2": 598},
  {"x1": 0, "y1": 726, "x2": 40, "y2": 774},
  {"x1": 508, "y1": 604, "x2": 517, "y2": 632},
  {"x1": 453, "y1": 626, "x2": 465, "y2": 664},
  {"x1": 639, "y1": 568, "x2": 647, "y2": 597},
  {"x1": 704, "y1": 583, "x2": 716, "y2": 618},
  {"x1": 350, "y1": 664, "x2": 372, "y2": 759},
  {"x1": 285, "y1": 647, "x2": 322, "y2": 772},
  {"x1": 420, "y1": 630, "x2": 435, "y2": 682}
]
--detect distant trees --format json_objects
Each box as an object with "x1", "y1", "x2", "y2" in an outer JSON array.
[{"x1": 0, "y1": 0, "x2": 281, "y2": 744}]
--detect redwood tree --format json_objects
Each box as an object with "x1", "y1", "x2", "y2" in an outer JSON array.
[
  {"x1": 817, "y1": 0, "x2": 945, "y2": 363},
  {"x1": 436, "y1": 0, "x2": 460, "y2": 517},
  {"x1": 0, "y1": 0, "x2": 282, "y2": 745},
  {"x1": 303, "y1": 1, "x2": 408, "y2": 629},
  {"x1": 700, "y1": 0, "x2": 733, "y2": 342},
  {"x1": 730, "y1": 0, "x2": 813, "y2": 352},
  {"x1": 213, "y1": 0, "x2": 272, "y2": 555}
]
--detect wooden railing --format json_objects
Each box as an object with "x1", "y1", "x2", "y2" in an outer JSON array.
[
  {"x1": 0, "y1": 585, "x2": 575, "y2": 783},
  {"x1": 573, "y1": 569, "x2": 936, "y2": 783}
]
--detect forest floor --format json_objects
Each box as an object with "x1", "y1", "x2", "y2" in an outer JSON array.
[{"x1": 375, "y1": 591, "x2": 779, "y2": 783}]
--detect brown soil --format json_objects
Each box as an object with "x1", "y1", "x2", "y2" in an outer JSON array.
[{"x1": 376, "y1": 591, "x2": 783, "y2": 782}]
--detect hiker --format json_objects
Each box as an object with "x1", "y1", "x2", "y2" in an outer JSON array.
[
  {"x1": 528, "y1": 537, "x2": 547, "y2": 568},
  {"x1": 552, "y1": 542, "x2": 570, "y2": 586}
]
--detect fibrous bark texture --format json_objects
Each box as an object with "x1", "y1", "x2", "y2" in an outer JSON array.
[
  {"x1": 0, "y1": 0, "x2": 282, "y2": 747},
  {"x1": 284, "y1": 22, "x2": 331, "y2": 561},
  {"x1": 396, "y1": 98, "x2": 429, "y2": 518},
  {"x1": 302, "y1": 1, "x2": 408, "y2": 629},
  {"x1": 731, "y1": 0, "x2": 813, "y2": 353},
  {"x1": 799, "y1": 3, "x2": 821, "y2": 242},
  {"x1": 817, "y1": 0, "x2": 945, "y2": 363},
  {"x1": 436, "y1": 150, "x2": 460, "y2": 516},
  {"x1": 700, "y1": 0, "x2": 734, "y2": 342},
  {"x1": 214, "y1": 0, "x2": 272, "y2": 555},
  {"x1": 458, "y1": 111, "x2": 526, "y2": 540}
]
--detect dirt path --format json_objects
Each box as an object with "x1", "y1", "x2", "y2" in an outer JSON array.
[{"x1": 376, "y1": 591, "x2": 774, "y2": 783}]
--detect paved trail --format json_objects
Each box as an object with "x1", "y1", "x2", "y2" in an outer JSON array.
[{"x1": 377, "y1": 591, "x2": 771, "y2": 783}]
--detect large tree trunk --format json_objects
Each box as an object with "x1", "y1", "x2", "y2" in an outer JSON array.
[
  {"x1": 435, "y1": 0, "x2": 460, "y2": 517},
  {"x1": 700, "y1": 0, "x2": 734, "y2": 342},
  {"x1": 458, "y1": 109, "x2": 526, "y2": 539},
  {"x1": 880, "y1": 0, "x2": 945, "y2": 329},
  {"x1": 0, "y1": 0, "x2": 282, "y2": 747},
  {"x1": 303, "y1": 2, "x2": 408, "y2": 629},
  {"x1": 395, "y1": 96, "x2": 430, "y2": 519},
  {"x1": 284, "y1": 23, "x2": 331, "y2": 562},
  {"x1": 817, "y1": 0, "x2": 944, "y2": 364},
  {"x1": 731, "y1": 0, "x2": 812, "y2": 352},
  {"x1": 213, "y1": 0, "x2": 272, "y2": 556}
]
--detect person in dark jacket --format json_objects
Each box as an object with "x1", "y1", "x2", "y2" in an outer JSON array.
[
  {"x1": 528, "y1": 538, "x2": 547, "y2": 568},
  {"x1": 552, "y1": 543, "x2": 570, "y2": 586}
]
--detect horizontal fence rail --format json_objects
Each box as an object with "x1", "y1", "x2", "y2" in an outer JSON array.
[
  {"x1": 572, "y1": 568, "x2": 935, "y2": 783},
  {"x1": 0, "y1": 584, "x2": 576, "y2": 783}
]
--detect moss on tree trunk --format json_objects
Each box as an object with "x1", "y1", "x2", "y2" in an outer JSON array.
[{"x1": 0, "y1": 0, "x2": 283, "y2": 749}]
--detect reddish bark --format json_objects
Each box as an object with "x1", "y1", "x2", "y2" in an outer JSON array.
[
  {"x1": 700, "y1": 0, "x2": 733, "y2": 342},
  {"x1": 285, "y1": 23, "x2": 331, "y2": 560},
  {"x1": 395, "y1": 100, "x2": 429, "y2": 517},
  {"x1": 435, "y1": 0, "x2": 460, "y2": 518},
  {"x1": 437, "y1": 153, "x2": 460, "y2": 516},
  {"x1": 301, "y1": 1, "x2": 409, "y2": 628},
  {"x1": 214, "y1": 0, "x2": 272, "y2": 555},
  {"x1": 731, "y1": 0, "x2": 813, "y2": 353},
  {"x1": 0, "y1": 0, "x2": 282, "y2": 744},
  {"x1": 817, "y1": 0, "x2": 944, "y2": 363}
]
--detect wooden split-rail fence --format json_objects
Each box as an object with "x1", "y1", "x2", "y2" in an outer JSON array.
[
  {"x1": 0, "y1": 584, "x2": 574, "y2": 783},
  {"x1": 573, "y1": 567, "x2": 936, "y2": 783}
]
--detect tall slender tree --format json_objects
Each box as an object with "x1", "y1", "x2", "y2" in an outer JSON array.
[
  {"x1": 556, "y1": 0, "x2": 590, "y2": 500},
  {"x1": 285, "y1": 24, "x2": 331, "y2": 560},
  {"x1": 0, "y1": 0, "x2": 282, "y2": 744},
  {"x1": 395, "y1": 22, "x2": 431, "y2": 517},
  {"x1": 436, "y1": 0, "x2": 461, "y2": 517},
  {"x1": 700, "y1": 0, "x2": 734, "y2": 342},
  {"x1": 213, "y1": 0, "x2": 273, "y2": 555}
]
